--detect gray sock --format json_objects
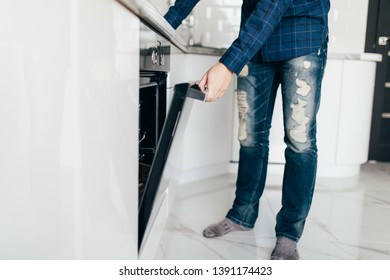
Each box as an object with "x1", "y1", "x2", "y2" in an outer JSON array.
[
  {"x1": 203, "y1": 218, "x2": 250, "y2": 238},
  {"x1": 271, "y1": 237, "x2": 300, "y2": 260}
]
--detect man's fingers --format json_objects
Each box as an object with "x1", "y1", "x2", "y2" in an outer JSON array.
[
  {"x1": 198, "y1": 62, "x2": 233, "y2": 102},
  {"x1": 205, "y1": 86, "x2": 223, "y2": 102},
  {"x1": 198, "y1": 74, "x2": 212, "y2": 102},
  {"x1": 198, "y1": 74, "x2": 208, "y2": 92}
]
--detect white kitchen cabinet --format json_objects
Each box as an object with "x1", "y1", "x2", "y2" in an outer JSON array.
[
  {"x1": 167, "y1": 50, "x2": 235, "y2": 183},
  {"x1": 0, "y1": 0, "x2": 138, "y2": 259}
]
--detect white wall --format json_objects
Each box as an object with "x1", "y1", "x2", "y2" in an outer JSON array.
[
  {"x1": 0, "y1": 0, "x2": 139, "y2": 259},
  {"x1": 192, "y1": 0, "x2": 241, "y2": 48},
  {"x1": 328, "y1": 0, "x2": 370, "y2": 54},
  {"x1": 160, "y1": 0, "x2": 371, "y2": 54}
]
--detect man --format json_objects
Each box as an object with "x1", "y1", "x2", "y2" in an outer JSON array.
[{"x1": 164, "y1": 0, "x2": 330, "y2": 260}]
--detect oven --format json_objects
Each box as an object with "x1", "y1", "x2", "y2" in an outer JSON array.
[
  {"x1": 138, "y1": 22, "x2": 205, "y2": 251},
  {"x1": 138, "y1": 22, "x2": 170, "y2": 199}
]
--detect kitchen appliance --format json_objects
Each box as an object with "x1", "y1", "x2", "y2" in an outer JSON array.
[
  {"x1": 138, "y1": 22, "x2": 205, "y2": 251},
  {"x1": 139, "y1": 83, "x2": 205, "y2": 250},
  {"x1": 138, "y1": 22, "x2": 169, "y2": 167},
  {"x1": 138, "y1": 21, "x2": 170, "y2": 199}
]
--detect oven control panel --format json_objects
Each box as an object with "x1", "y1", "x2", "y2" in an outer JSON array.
[
  {"x1": 151, "y1": 41, "x2": 165, "y2": 66},
  {"x1": 140, "y1": 22, "x2": 170, "y2": 72}
]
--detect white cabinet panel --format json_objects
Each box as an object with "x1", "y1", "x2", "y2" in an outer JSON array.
[
  {"x1": 168, "y1": 53, "x2": 234, "y2": 183},
  {"x1": 336, "y1": 60, "x2": 376, "y2": 165},
  {"x1": 317, "y1": 60, "x2": 344, "y2": 165},
  {"x1": 0, "y1": 0, "x2": 138, "y2": 259}
]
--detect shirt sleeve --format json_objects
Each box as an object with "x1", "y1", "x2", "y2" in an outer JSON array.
[
  {"x1": 164, "y1": 0, "x2": 200, "y2": 30},
  {"x1": 220, "y1": 0, "x2": 293, "y2": 75}
]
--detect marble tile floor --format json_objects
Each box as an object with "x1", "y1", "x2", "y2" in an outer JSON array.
[{"x1": 155, "y1": 162, "x2": 390, "y2": 260}]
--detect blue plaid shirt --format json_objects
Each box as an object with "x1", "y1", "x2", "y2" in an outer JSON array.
[{"x1": 164, "y1": 0, "x2": 330, "y2": 75}]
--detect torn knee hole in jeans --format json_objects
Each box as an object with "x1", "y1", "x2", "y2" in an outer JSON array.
[
  {"x1": 295, "y1": 78, "x2": 311, "y2": 96},
  {"x1": 291, "y1": 62, "x2": 313, "y2": 141},
  {"x1": 237, "y1": 91, "x2": 248, "y2": 141},
  {"x1": 291, "y1": 73, "x2": 312, "y2": 142},
  {"x1": 290, "y1": 98, "x2": 310, "y2": 144}
]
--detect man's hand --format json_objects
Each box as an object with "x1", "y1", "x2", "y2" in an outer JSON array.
[{"x1": 198, "y1": 62, "x2": 233, "y2": 102}]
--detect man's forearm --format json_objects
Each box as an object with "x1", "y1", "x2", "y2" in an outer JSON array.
[{"x1": 164, "y1": 0, "x2": 200, "y2": 29}]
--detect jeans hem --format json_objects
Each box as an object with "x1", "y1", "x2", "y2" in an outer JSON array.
[
  {"x1": 226, "y1": 215, "x2": 254, "y2": 229},
  {"x1": 275, "y1": 232, "x2": 300, "y2": 243}
]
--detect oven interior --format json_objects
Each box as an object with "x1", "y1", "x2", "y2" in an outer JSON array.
[{"x1": 138, "y1": 70, "x2": 167, "y2": 200}]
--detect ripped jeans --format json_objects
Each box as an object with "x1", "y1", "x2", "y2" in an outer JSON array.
[{"x1": 227, "y1": 44, "x2": 327, "y2": 242}]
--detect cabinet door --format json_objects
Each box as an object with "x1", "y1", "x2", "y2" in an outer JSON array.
[
  {"x1": 0, "y1": 0, "x2": 139, "y2": 259},
  {"x1": 169, "y1": 54, "x2": 234, "y2": 182}
]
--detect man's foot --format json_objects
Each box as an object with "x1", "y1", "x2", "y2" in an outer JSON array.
[
  {"x1": 203, "y1": 218, "x2": 250, "y2": 238},
  {"x1": 271, "y1": 237, "x2": 300, "y2": 260}
]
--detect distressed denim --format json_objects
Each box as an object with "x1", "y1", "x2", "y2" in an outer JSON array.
[{"x1": 227, "y1": 43, "x2": 327, "y2": 242}]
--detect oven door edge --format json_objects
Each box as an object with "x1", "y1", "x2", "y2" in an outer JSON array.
[{"x1": 138, "y1": 83, "x2": 205, "y2": 251}]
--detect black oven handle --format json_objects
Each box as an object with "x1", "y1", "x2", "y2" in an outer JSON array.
[
  {"x1": 140, "y1": 82, "x2": 205, "y2": 99},
  {"x1": 186, "y1": 84, "x2": 206, "y2": 101}
]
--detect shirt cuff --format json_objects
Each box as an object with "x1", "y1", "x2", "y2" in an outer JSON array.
[
  {"x1": 164, "y1": 9, "x2": 182, "y2": 30},
  {"x1": 219, "y1": 46, "x2": 249, "y2": 75}
]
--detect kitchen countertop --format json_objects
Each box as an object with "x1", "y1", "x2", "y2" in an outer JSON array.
[
  {"x1": 116, "y1": 0, "x2": 226, "y2": 56},
  {"x1": 116, "y1": 0, "x2": 382, "y2": 62},
  {"x1": 327, "y1": 52, "x2": 382, "y2": 62}
]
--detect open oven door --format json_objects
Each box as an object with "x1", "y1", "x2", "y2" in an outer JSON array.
[{"x1": 138, "y1": 83, "x2": 205, "y2": 251}]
